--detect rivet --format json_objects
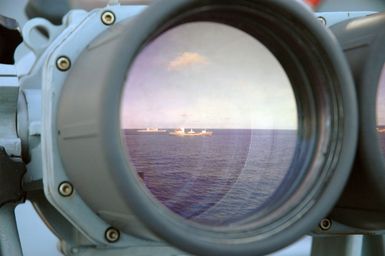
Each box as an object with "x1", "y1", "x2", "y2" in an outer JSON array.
[
  {"x1": 58, "y1": 182, "x2": 74, "y2": 197},
  {"x1": 101, "y1": 11, "x2": 116, "y2": 26},
  {"x1": 317, "y1": 16, "x2": 327, "y2": 26},
  {"x1": 105, "y1": 227, "x2": 120, "y2": 243},
  {"x1": 56, "y1": 56, "x2": 71, "y2": 71},
  {"x1": 319, "y1": 218, "x2": 332, "y2": 231}
]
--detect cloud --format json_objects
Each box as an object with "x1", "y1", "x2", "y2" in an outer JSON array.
[{"x1": 168, "y1": 52, "x2": 208, "y2": 70}]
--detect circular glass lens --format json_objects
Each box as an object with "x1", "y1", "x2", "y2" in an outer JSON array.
[
  {"x1": 120, "y1": 22, "x2": 298, "y2": 226},
  {"x1": 377, "y1": 64, "x2": 385, "y2": 153}
]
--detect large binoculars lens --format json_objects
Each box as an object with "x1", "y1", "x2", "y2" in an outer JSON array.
[
  {"x1": 55, "y1": 0, "x2": 357, "y2": 255},
  {"x1": 121, "y1": 21, "x2": 298, "y2": 225}
]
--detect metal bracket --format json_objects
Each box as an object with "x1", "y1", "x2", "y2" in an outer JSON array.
[
  {"x1": 0, "y1": 64, "x2": 22, "y2": 157},
  {"x1": 0, "y1": 147, "x2": 26, "y2": 207},
  {"x1": 315, "y1": 11, "x2": 377, "y2": 27}
]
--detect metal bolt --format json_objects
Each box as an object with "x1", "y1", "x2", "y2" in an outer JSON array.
[
  {"x1": 105, "y1": 227, "x2": 120, "y2": 243},
  {"x1": 317, "y1": 16, "x2": 327, "y2": 26},
  {"x1": 56, "y1": 56, "x2": 71, "y2": 71},
  {"x1": 319, "y1": 218, "x2": 332, "y2": 231},
  {"x1": 101, "y1": 11, "x2": 116, "y2": 25},
  {"x1": 58, "y1": 182, "x2": 74, "y2": 197}
]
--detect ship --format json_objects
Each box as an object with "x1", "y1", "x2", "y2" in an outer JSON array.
[
  {"x1": 137, "y1": 128, "x2": 167, "y2": 133},
  {"x1": 169, "y1": 128, "x2": 213, "y2": 136}
]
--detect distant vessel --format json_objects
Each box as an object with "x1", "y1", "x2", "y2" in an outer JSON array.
[
  {"x1": 169, "y1": 128, "x2": 213, "y2": 137},
  {"x1": 137, "y1": 128, "x2": 167, "y2": 133},
  {"x1": 377, "y1": 127, "x2": 385, "y2": 133}
]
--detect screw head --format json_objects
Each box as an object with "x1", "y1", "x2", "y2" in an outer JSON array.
[
  {"x1": 105, "y1": 227, "x2": 120, "y2": 243},
  {"x1": 56, "y1": 56, "x2": 71, "y2": 71},
  {"x1": 58, "y1": 182, "x2": 74, "y2": 197},
  {"x1": 317, "y1": 16, "x2": 327, "y2": 26},
  {"x1": 101, "y1": 11, "x2": 116, "y2": 25},
  {"x1": 319, "y1": 218, "x2": 332, "y2": 231}
]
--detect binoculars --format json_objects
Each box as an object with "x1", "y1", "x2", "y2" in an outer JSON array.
[{"x1": 1, "y1": 1, "x2": 385, "y2": 255}]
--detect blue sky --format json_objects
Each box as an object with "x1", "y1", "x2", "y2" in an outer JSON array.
[{"x1": 121, "y1": 22, "x2": 297, "y2": 129}]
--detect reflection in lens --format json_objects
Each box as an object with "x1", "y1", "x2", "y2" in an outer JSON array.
[
  {"x1": 120, "y1": 22, "x2": 298, "y2": 226},
  {"x1": 377, "y1": 64, "x2": 385, "y2": 155}
]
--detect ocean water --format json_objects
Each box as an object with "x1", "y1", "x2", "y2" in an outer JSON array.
[{"x1": 123, "y1": 129, "x2": 297, "y2": 226}]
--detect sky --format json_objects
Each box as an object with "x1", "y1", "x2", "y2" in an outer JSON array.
[
  {"x1": 121, "y1": 22, "x2": 297, "y2": 129},
  {"x1": 377, "y1": 65, "x2": 385, "y2": 126}
]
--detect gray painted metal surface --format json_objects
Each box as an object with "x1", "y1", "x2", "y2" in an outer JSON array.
[
  {"x1": 316, "y1": 11, "x2": 376, "y2": 26},
  {"x1": 16, "y1": 4, "x2": 184, "y2": 255},
  {"x1": 362, "y1": 235, "x2": 385, "y2": 255},
  {"x1": 318, "y1": 0, "x2": 385, "y2": 12},
  {"x1": 311, "y1": 236, "x2": 362, "y2": 256},
  {"x1": 0, "y1": 204, "x2": 23, "y2": 256},
  {"x1": 0, "y1": 64, "x2": 21, "y2": 157}
]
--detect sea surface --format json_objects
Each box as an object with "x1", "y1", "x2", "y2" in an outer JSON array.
[{"x1": 123, "y1": 129, "x2": 297, "y2": 226}]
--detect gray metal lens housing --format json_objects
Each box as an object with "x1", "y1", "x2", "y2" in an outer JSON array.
[
  {"x1": 330, "y1": 12, "x2": 385, "y2": 230},
  {"x1": 56, "y1": 0, "x2": 358, "y2": 255}
]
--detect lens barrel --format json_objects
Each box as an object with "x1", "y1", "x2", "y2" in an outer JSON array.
[
  {"x1": 330, "y1": 12, "x2": 385, "y2": 230},
  {"x1": 56, "y1": 0, "x2": 357, "y2": 255}
]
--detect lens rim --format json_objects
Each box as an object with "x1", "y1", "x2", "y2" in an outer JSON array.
[
  {"x1": 360, "y1": 29, "x2": 385, "y2": 184},
  {"x1": 93, "y1": 0, "x2": 356, "y2": 255},
  {"x1": 357, "y1": 31, "x2": 385, "y2": 178},
  {"x1": 330, "y1": 13, "x2": 385, "y2": 229},
  {"x1": 361, "y1": 30, "x2": 385, "y2": 204}
]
